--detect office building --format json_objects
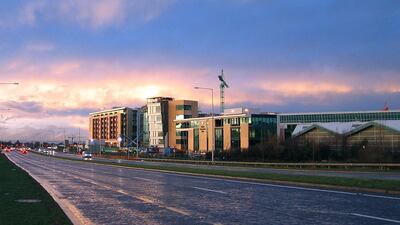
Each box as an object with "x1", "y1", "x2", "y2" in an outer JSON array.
[
  {"x1": 292, "y1": 120, "x2": 400, "y2": 152},
  {"x1": 89, "y1": 107, "x2": 137, "y2": 147},
  {"x1": 147, "y1": 97, "x2": 173, "y2": 148},
  {"x1": 168, "y1": 100, "x2": 198, "y2": 149},
  {"x1": 278, "y1": 110, "x2": 400, "y2": 140},
  {"x1": 174, "y1": 108, "x2": 277, "y2": 153},
  {"x1": 146, "y1": 97, "x2": 198, "y2": 148}
]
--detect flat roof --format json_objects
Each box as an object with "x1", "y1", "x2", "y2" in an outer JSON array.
[
  {"x1": 175, "y1": 114, "x2": 248, "y2": 122},
  {"x1": 174, "y1": 113, "x2": 276, "y2": 122},
  {"x1": 278, "y1": 109, "x2": 400, "y2": 116},
  {"x1": 89, "y1": 107, "x2": 135, "y2": 115}
]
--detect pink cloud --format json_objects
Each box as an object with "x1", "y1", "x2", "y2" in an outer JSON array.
[{"x1": 4, "y1": 0, "x2": 175, "y2": 29}]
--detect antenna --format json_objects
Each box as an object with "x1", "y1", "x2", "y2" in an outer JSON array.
[{"x1": 218, "y1": 69, "x2": 229, "y2": 114}]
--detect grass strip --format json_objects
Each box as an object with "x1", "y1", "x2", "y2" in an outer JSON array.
[
  {"x1": 45, "y1": 153, "x2": 400, "y2": 193},
  {"x1": 0, "y1": 153, "x2": 72, "y2": 225}
]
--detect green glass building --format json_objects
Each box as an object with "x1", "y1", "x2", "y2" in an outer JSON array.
[{"x1": 278, "y1": 110, "x2": 400, "y2": 139}]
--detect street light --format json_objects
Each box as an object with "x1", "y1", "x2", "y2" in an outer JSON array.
[
  {"x1": 194, "y1": 86, "x2": 215, "y2": 163},
  {"x1": 0, "y1": 82, "x2": 19, "y2": 85}
]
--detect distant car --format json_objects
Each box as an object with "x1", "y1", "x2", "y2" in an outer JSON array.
[
  {"x1": 82, "y1": 152, "x2": 92, "y2": 160},
  {"x1": 21, "y1": 149, "x2": 28, "y2": 154},
  {"x1": 47, "y1": 150, "x2": 55, "y2": 155}
]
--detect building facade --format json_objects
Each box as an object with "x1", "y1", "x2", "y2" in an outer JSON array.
[
  {"x1": 89, "y1": 107, "x2": 137, "y2": 147},
  {"x1": 146, "y1": 97, "x2": 198, "y2": 148},
  {"x1": 168, "y1": 100, "x2": 198, "y2": 149},
  {"x1": 292, "y1": 121, "x2": 400, "y2": 152},
  {"x1": 147, "y1": 97, "x2": 173, "y2": 148},
  {"x1": 278, "y1": 110, "x2": 400, "y2": 140},
  {"x1": 174, "y1": 108, "x2": 277, "y2": 153}
]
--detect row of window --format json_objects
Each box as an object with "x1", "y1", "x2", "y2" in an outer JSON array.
[
  {"x1": 148, "y1": 104, "x2": 161, "y2": 114},
  {"x1": 148, "y1": 115, "x2": 162, "y2": 122},
  {"x1": 280, "y1": 112, "x2": 400, "y2": 123},
  {"x1": 176, "y1": 105, "x2": 192, "y2": 111},
  {"x1": 176, "y1": 116, "x2": 277, "y2": 129},
  {"x1": 176, "y1": 114, "x2": 192, "y2": 120}
]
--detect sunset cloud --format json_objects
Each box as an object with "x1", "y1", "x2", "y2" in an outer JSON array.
[
  {"x1": 6, "y1": 0, "x2": 175, "y2": 29},
  {"x1": 0, "y1": 0, "x2": 399, "y2": 141}
]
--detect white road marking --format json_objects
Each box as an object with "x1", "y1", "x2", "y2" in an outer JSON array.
[
  {"x1": 361, "y1": 193, "x2": 400, "y2": 201},
  {"x1": 192, "y1": 187, "x2": 228, "y2": 195},
  {"x1": 21, "y1": 153, "x2": 400, "y2": 201},
  {"x1": 165, "y1": 206, "x2": 191, "y2": 216},
  {"x1": 351, "y1": 213, "x2": 400, "y2": 223},
  {"x1": 117, "y1": 189, "x2": 129, "y2": 195},
  {"x1": 161, "y1": 172, "x2": 400, "y2": 200},
  {"x1": 12, "y1": 155, "x2": 192, "y2": 218}
]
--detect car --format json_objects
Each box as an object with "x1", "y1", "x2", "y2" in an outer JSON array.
[
  {"x1": 82, "y1": 151, "x2": 92, "y2": 160},
  {"x1": 21, "y1": 149, "x2": 28, "y2": 154}
]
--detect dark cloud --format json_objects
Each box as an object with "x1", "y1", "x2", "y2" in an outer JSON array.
[
  {"x1": 0, "y1": 125, "x2": 88, "y2": 142},
  {"x1": 1, "y1": 100, "x2": 43, "y2": 113},
  {"x1": 228, "y1": 91, "x2": 400, "y2": 113},
  {"x1": 46, "y1": 107, "x2": 99, "y2": 117}
]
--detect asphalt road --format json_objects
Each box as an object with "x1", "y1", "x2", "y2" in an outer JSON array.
[
  {"x1": 55, "y1": 152, "x2": 400, "y2": 181},
  {"x1": 6, "y1": 152, "x2": 400, "y2": 225}
]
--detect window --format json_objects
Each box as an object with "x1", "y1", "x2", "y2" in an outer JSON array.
[
  {"x1": 176, "y1": 105, "x2": 192, "y2": 110},
  {"x1": 231, "y1": 128, "x2": 240, "y2": 149},
  {"x1": 215, "y1": 128, "x2": 223, "y2": 151},
  {"x1": 176, "y1": 114, "x2": 191, "y2": 120},
  {"x1": 215, "y1": 119, "x2": 223, "y2": 127},
  {"x1": 194, "y1": 129, "x2": 199, "y2": 151}
]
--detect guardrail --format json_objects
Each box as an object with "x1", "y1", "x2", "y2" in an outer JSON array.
[
  {"x1": 29, "y1": 149, "x2": 400, "y2": 170},
  {"x1": 132, "y1": 158, "x2": 400, "y2": 170}
]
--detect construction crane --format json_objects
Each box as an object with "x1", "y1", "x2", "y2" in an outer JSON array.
[
  {"x1": 218, "y1": 69, "x2": 229, "y2": 114},
  {"x1": 383, "y1": 102, "x2": 389, "y2": 111}
]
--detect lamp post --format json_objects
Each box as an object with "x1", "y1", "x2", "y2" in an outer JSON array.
[
  {"x1": 0, "y1": 109, "x2": 12, "y2": 146},
  {"x1": 194, "y1": 86, "x2": 214, "y2": 163},
  {"x1": 0, "y1": 82, "x2": 19, "y2": 85},
  {"x1": 117, "y1": 136, "x2": 129, "y2": 159}
]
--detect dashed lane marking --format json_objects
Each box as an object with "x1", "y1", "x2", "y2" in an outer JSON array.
[
  {"x1": 192, "y1": 187, "x2": 228, "y2": 195},
  {"x1": 351, "y1": 213, "x2": 400, "y2": 224}
]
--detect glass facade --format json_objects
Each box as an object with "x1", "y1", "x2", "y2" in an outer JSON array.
[
  {"x1": 231, "y1": 128, "x2": 240, "y2": 149},
  {"x1": 249, "y1": 114, "x2": 277, "y2": 146},
  {"x1": 215, "y1": 128, "x2": 223, "y2": 151},
  {"x1": 194, "y1": 129, "x2": 199, "y2": 151},
  {"x1": 175, "y1": 114, "x2": 279, "y2": 151},
  {"x1": 280, "y1": 111, "x2": 400, "y2": 124},
  {"x1": 176, "y1": 131, "x2": 188, "y2": 149}
]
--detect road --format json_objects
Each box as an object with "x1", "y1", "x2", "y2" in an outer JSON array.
[
  {"x1": 6, "y1": 152, "x2": 400, "y2": 225},
  {"x1": 56, "y1": 152, "x2": 400, "y2": 181}
]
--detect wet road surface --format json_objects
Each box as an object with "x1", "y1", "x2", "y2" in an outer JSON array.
[
  {"x1": 6, "y1": 152, "x2": 400, "y2": 225},
  {"x1": 56, "y1": 152, "x2": 400, "y2": 181}
]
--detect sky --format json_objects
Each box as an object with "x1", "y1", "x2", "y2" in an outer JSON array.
[{"x1": 0, "y1": 0, "x2": 399, "y2": 141}]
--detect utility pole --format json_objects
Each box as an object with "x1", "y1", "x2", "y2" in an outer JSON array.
[{"x1": 136, "y1": 110, "x2": 140, "y2": 159}]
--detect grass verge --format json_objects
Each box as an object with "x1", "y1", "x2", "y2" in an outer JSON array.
[
  {"x1": 43, "y1": 152, "x2": 400, "y2": 194},
  {"x1": 0, "y1": 153, "x2": 72, "y2": 225}
]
